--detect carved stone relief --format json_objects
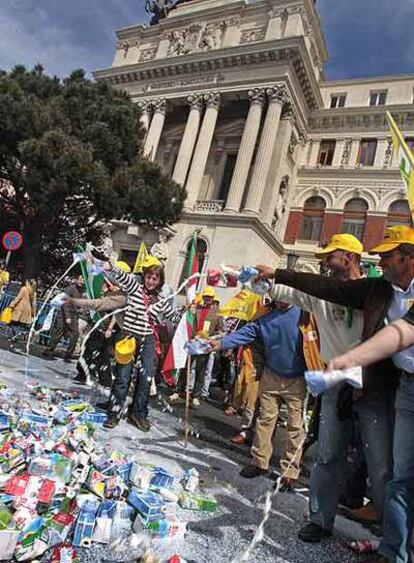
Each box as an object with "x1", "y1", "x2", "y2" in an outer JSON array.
[
  {"x1": 383, "y1": 138, "x2": 394, "y2": 167},
  {"x1": 139, "y1": 48, "x2": 157, "y2": 62},
  {"x1": 341, "y1": 139, "x2": 352, "y2": 166},
  {"x1": 240, "y1": 27, "x2": 266, "y2": 44},
  {"x1": 167, "y1": 20, "x2": 227, "y2": 56}
]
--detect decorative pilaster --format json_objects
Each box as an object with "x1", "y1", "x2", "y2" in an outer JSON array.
[
  {"x1": 185, "y1": 92, "x2": 221, "y2": 209},
  {"x1": 224, "y1": 88, "x2": 265, "y2": 212},
  {"x1": 143, "y1": 98, "x2": 167, "y2": 161},
  {"x1": 172, "y1": 94, "x2": 204, "y2": 186},
  {"x1": 243, "y1": 85, "x2": 290, "y2": 215}
]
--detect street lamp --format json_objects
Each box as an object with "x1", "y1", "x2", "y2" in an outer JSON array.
[{"x1": 286, "y1": 252, "x2": 299, "y2": 270}]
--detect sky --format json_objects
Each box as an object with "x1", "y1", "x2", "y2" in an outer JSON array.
[{"x1": 1, "y1": 0, "x2": 414, "y2": 81}]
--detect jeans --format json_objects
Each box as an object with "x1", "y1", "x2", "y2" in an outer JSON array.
[
  {"x1": 309, "y1": 385, "x2": 394, "y2": 531},
  {"x1": 178, "y1": 354, "x2": 209, "y2": 399},
  {"x1": 380, "y1": 373, "x2": 414, "y2": 563},
  {"x1": 110, "y1": 335, "x2": 155, "y2": 420}
]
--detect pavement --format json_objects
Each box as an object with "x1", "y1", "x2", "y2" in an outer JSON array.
[{"x1": 0, "y1": 343, "x2": 378, "y2": 563}]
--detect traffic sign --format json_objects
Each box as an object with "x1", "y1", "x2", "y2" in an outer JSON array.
[{"x1": 2, "y1": 231, "x2": 23, "y2": 252}]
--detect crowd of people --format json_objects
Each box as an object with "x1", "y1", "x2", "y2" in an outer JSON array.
[{"x1": 2, "y1": 225, "x2": 414, "y2": 562}]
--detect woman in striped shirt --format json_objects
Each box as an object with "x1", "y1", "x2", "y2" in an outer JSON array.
[{"x1": 103, "y1": 259, "x2": 181, "y2": 432}]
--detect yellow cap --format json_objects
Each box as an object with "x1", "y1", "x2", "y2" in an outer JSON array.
[
  {"x1": 115, "y1": 337, "x2": 136, "y2": 365},
  {"x1": 142, "y1": 256, "x2": 162, "y2": 269},
  {"x1": 193, "y1": 294, "x2": 203, "y2": 305},
  {"x1": 116, "y1": 261, "x2": 131, "y2": 273},
  {"x1": 369, "y1": 226, "x2": 414, "y2": 255},
  {"x1": 315, "y1": 233, "x2": 363, "y2": 257},
  {"x1": 202, "y1": 287, "x2": 216, "y2": 298}
]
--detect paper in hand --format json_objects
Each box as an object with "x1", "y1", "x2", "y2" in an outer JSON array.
[{"x1": 305, "y1": 366, "x2": 363, "y2": 396}]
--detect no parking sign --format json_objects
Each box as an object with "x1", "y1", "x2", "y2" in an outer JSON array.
[{"x1": 2, "y1": 231, "x2": 23, "y2": 252}]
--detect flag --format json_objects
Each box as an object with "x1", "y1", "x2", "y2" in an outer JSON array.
[
  {"x1": 186, "y1": 232, "x2": 199, "y2": 303},
  {"x1": 133, "y1": 242, "x2": 149, "y2": 273},
  {"x1": 219, "y1": 289, "x2": 261, "y2": 321},
  {"x1": 162, "y1": 309, "x2": 195, "y2": 387},
  {"x1": 386, "y1": 111, "x2": 414, "y2": 218}
]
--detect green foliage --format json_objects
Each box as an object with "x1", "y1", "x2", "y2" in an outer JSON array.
[{"x1": 0, "y1": 66, "x2": 186, "y2": 278}]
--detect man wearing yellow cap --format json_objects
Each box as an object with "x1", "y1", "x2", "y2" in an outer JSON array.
[
  {"x1": 257, "y1": 231, "x2": 402, "y2": 546},
  {"x1": 264, "y1": 233, "x2": 388, "y2": 538},
  {"x1": 323, "y1": 226, "x2": 414, "y2": 563}
]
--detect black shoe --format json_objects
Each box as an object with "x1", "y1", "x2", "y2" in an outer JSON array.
[
  {"x1": 104, "y1": 417, "x2": 119, "y2": 429},
  {"x1": 73, "y1": 374, "x2": 87, "y2": 385},
  {"x1": 298, "y1": 523, "x2": 332, "y2": 543},
  {"x1": 239, "y1": 465, "x2": 268, "y2": 479},
  {"x1": 96, "y1": 400, "x2": 112, "y2": 411},
  {"x1": 129, "y1": 415, "x2": 150, "y2": 433}
]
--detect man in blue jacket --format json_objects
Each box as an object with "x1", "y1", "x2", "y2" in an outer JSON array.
[{"x1": 210, "y1": 302, "x2": 308, "y2": 489}]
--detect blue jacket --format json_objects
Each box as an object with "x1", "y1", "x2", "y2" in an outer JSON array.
[{"x1": 220, "y1": 306, "x2": 305, "y2": 378}]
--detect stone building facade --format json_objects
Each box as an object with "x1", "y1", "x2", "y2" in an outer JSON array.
[{"x1": 95, "y1": 0, "x2": 413, "y2": 282}]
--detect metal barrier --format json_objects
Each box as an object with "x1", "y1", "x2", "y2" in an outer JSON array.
[{"x1": 0, "y1": 290, "x2": 59, "y2": 344}]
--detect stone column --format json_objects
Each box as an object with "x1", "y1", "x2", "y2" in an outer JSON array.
[
  {"x1": 262, "y1": 106, "x2": 294, "y2": 225},
  {"x1": 309, "y1": 140, "x2": 321, "y2": 166},
  {"x1": 185, "y1": 92, "x2": 221, "y2": 209},
  {"x1": 243, "y1": 85, "x2": 289, "y2": 215},
  {"x1": 143, "y1": 98, "x2": 167, "y2": 161},
  {"x1": 224, "y1": 88, "x2": 265, "y2": 213},
  {"x1": 332, "y1": 139, "x2": 345, "y2": 167},
  {"x1": 172, "y1": 94, "x2": 204, "y2": 186}
]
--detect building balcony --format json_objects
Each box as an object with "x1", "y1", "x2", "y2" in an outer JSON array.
[{"x1": 194, "y1": 200, "x2": 225, "y2": 213}]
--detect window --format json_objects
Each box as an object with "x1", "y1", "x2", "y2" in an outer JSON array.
[
  {"x1": 330, "y1": 94, "x2": 346, "y2": 109},
  {"x1": 369, "y1": 91, "x2": 387, "y2": 106},
  {"x1": 301, "y1": 196, "x2": 326, "y2": 241},
  {"x1": 387, "y1": 200, "x2": 412, "y2": 228},
  {"x1": 342, "y1": 198, "x2": 368, "y2": 241},
  {"x1": 405, "y1": 138, "x2": 414, "y2": 154},
  {"x1": 357, "y1": 139, "x2": 377, "y2": 166},
  {"x1": 317, "y1": 140, "x2": 336, "y2": 166},
  {"x1": 218, "y1": 154, "x2": 237, "y2": 201}
]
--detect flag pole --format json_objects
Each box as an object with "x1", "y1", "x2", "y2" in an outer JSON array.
[{"x1": 184, "y1": 355, "x2": 191, "y2": 447}]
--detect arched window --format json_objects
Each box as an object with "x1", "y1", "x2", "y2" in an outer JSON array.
[
  {"x1": 301, "y1": 196, "x2": 326, "y2": 240},
  {"x1": 342, "y1": 198, "x2": 368, "y2": 241},
  {"x1": 179, "y1": 236, "x2": 208, "y2": 290},
  {"x1": 387, "y1": 200, "x2": 412, "y2": 228}
]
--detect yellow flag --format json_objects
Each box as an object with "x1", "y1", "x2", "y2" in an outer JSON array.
[
  {"x1": 219, "y1": 289, "x2": 261, "y2": 321},
  {"x1": 133, "y1": 242, "x2": 149, "y2": 273},
  {"x1": 386, "y1": 111, "x2": 414, "y2": 219}
]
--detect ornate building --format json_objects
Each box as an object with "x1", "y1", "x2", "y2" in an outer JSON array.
[{"x1": 95, "y1": 0, "x2": 413, "y2": 280}]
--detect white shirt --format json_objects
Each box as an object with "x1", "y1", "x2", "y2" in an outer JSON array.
[{"x1": 386, "y1": 278, "x2": 414, "y2": 372}]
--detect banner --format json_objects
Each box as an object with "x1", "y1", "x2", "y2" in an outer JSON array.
[
  {"x1": 219, "y1": 289, "x2": 262, "y2": 321},
  {"x1": 133, "y1": 242, "x2": 149, "y2": 274},
  {"x1": 386, "y1": 111, "x2": 414, "y2": 218}
]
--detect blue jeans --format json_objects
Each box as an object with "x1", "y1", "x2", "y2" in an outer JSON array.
[
  {"x1": 380, "y1": 373, "x2": 414, "y2": 563},
  {"x1": 309, "y1": 385, "x2": 394, "y2": 531},
  {"x1": 111, "y1": 335, "x2": 155, "y2": 420}
]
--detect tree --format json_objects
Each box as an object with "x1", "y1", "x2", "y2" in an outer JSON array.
[{"x1": 0, "y1": 65, "x2": 186, "y2": 279}]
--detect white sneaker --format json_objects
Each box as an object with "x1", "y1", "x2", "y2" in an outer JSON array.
[
  {"x1": 192, "y1": 397, "x2": 200, "y2": 408},
  {"x1": 169, "y1": 392, "x2": 181, "y2": 403}
]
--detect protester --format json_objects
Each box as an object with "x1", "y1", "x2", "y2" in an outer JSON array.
[
  {"x1": 102, "y1": 256, "x2": 182, "y2": 432},
  {"x1": 43, "y1": 274, "x2": 84, "y2": 361},
  {"x1": 8, "y1": 278, "x2": 37, "y2": 337},
  {"x1": 65, "y1": 277, "x2": 127, "y2": 386},
  {"x1": 256, "y1": 227, "x2": 414, "y2": 553},
  {"x1": 0, "y1": 259, "x2": 10, "y2": 295},
  {"x1": 210, "y1": 301, "x2": 323, "y2": 491},
  {"x1": 326, "y1": 227, "x2": 414, "y2": 563},
  {"x1": 261, "y1": 234, "x2": 382, "y2": 537},
  {"x1": 170, "y1": 287, "x2": 223, "y2": 408}
]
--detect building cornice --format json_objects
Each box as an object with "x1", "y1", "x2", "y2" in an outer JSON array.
[
  {"x1": 322, "y1": 74, "x2": 414, "y2": 87},
  {"x1": 94, "y1": 37, "x2": 323, "y2": 111},
  {"x1": 309, "y1": 105, "x2": 414, "y2": 133},
  {"x1": 298, "y1": 166, "x2": 402, "y2": 182},
  {"x1": 180, "y1": 210, "x2": 285, "y2": 254}
]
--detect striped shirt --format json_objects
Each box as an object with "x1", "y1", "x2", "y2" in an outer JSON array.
[{"x1": 112, "y1": 269, "x2": 181, "y2": 337}]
